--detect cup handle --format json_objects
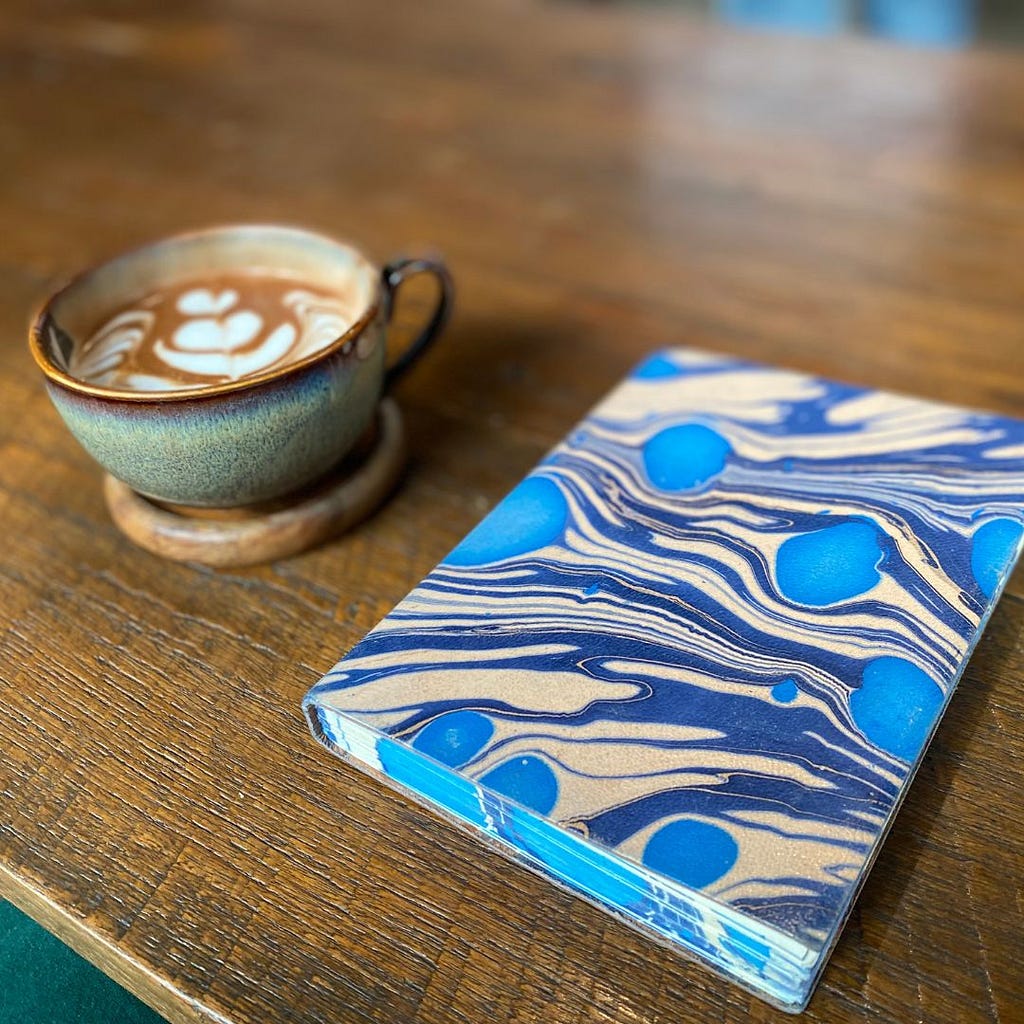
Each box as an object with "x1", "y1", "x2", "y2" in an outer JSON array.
[{"x1": 380, "y1": 255, "x2": 453, "y2": 391}]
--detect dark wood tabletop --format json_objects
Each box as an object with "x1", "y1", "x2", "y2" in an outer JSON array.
[{"x1": 2, "y1": 2, "x2": 1023, "y2": 1022}]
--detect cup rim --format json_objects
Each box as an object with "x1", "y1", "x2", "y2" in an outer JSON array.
[{"x1": 27, "y1": 222, "x2": 381, "y2": 404}]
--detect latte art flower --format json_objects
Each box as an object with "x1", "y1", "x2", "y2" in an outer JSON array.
[
  {"x1": 71, "y1": 274, "x2": 361, "y2": 391},
  {"x1": 152, "y1": 287, "x2": 302, "y2": 380}
]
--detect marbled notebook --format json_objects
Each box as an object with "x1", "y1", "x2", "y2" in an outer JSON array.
[{"x1": 304, "y1": 349, "x2": 1024, "y2": 1011}]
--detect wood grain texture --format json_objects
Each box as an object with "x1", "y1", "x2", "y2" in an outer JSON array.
[{"x1": 1, "y1": 2, "x2": 1022, "y2": 1022}]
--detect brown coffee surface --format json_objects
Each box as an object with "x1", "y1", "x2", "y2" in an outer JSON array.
[{"x1": 70, "y1": 271, "x2": 361, "y2": 390}]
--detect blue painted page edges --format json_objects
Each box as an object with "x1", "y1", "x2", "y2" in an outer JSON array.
[{"x1": 304, "y1": 347, "x2": 1024, "y2": 1012}]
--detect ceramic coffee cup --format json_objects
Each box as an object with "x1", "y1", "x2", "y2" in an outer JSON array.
[{"x1": 29, "y1": 224, "x2": 452, "y2": 507}]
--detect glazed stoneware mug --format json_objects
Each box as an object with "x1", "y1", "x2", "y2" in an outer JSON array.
[{"x1": 29, "y1": 224, "x2": 452, "y2": 507}]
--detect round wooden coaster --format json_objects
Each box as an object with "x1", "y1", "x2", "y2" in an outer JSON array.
[{"x1": 104, "y1": 399, "x2": 407, "y2": 568}]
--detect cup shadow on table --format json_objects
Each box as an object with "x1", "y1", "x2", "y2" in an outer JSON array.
[{"x1": 393, "y1": 309, "x2": 590, "y2": 484}]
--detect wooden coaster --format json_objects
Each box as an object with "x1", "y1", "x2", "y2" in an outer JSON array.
[{"x1": 104, "y1": 399, "x2": 407, "y2": 568}]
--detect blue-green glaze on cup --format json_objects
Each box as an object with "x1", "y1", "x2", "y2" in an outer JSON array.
[{"x1": 29, "y1": 225, "x2": 452, "y2": 507}]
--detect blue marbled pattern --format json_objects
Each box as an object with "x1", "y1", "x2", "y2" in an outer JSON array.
[{"x1": 305, "y1": 348, "x2": 1024, "y2": 1010}]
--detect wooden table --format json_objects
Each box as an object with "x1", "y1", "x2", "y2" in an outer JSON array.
[{"x1": 2, "y1": 2, "x2": 1023, "y2": 1021}]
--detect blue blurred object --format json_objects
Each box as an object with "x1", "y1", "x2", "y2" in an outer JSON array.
[
  {"x1": 866, "y1": 0, "x2": 974, "y2": 46},
  {"x1": 715, "y1": 0, "x2": 851, "y2": 35},
  {"x1": 714, "y1": 0, "x2": 976, "y2": 47}
]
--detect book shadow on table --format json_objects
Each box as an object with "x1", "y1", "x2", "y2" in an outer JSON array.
[{"x1": 823, "y1": 571, "x2": 1024, "y2": 999}]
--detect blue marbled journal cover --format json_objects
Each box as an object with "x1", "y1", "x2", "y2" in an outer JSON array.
[{"x1": 305, "y1": 348, "x2": 1024, "y2": 1011}]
